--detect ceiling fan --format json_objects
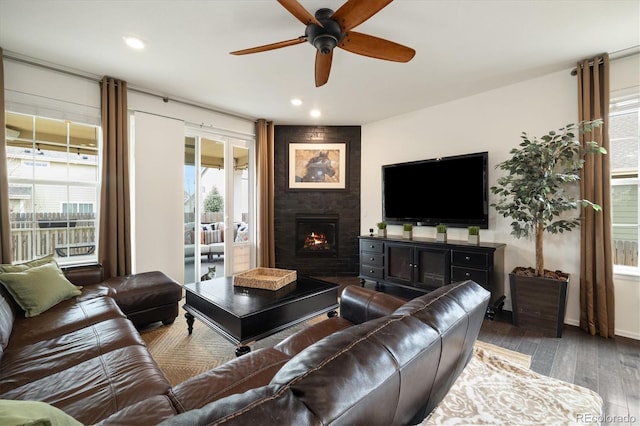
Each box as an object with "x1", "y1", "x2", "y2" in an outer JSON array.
[{"x1": 230, "y1": 0, "x2": 415, "y2": 87}]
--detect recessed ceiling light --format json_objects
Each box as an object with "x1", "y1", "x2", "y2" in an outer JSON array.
[
  {"x1": 123, "y1": 36, "x2": 145, "y2": 50},
  {"x1": 310, "y1": 109, "x2": 321, "y2": 118},
  {"x1": 290, "y1": 98, "x2": 303, "y2": 106}
]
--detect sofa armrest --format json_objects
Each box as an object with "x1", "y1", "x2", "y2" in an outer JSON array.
[
  {"x1": 62, "y1": 263, "x2": 104, "y2": 286},
  {"x1": 339, "y1": 285, "x2": 406, "y2": 324}
]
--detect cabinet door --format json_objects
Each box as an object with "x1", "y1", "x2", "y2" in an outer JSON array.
[
  {"x1": 415, "y1": 247, "x2": 450, "y2": 290},
  {"x1": 386, "y1": 244, "x2": 414, "y2": 284}
]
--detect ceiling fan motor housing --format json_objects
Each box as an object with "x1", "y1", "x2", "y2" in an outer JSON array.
[{"x1": 305, "y1": 8, "x2": 344, "y2": 55}]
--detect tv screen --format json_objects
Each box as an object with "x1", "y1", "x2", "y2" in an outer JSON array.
[{"x1": 382, "y1": 152, "x2": 489, "y2": 228}]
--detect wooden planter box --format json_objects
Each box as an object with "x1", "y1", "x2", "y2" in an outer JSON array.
[{"x1": 509, "y1": 271, "x2": 568, "y2": 337}]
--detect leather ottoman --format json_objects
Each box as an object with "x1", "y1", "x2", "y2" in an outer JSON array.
[{"x1": 103, "y1": 271, "x2": 182, "y2": 327}]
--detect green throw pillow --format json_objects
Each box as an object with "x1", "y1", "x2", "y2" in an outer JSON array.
[
  {"x1": 0, "y1": 399, "x2": 83, "y2": 426},
  {"x1": 0, "y1": 254, "x2": 57, "y2": 273},
  {"x1": 0, "y1": 262, "x2": 82, "y2": 317}
]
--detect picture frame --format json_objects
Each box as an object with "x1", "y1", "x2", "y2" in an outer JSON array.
[{"x1": 288, "y1": 142, "x2": 347, "y2": 190}]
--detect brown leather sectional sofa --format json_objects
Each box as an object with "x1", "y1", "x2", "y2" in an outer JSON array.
[
  {"x1": 1, "y1": 262, "x2": 489, "y2": 425},
  {"x1": 0, "y1": 263, "x2": 183, "y2": 425},
  {"x1": 159, "y1": 280, "x2": 490, "y2": 425}
]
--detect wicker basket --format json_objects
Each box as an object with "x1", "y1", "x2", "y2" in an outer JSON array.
[{"x1": 233, "y1": 268, "x2": 297, "y2": 291}]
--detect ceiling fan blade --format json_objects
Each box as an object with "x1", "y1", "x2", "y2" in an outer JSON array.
[
  {"x1": 332, "y1": 0, "x2": 393, "y2": 32},
  {"x1": 277, "y1": 0, "x2": 323, "y2": 27},
  {"x1": 315, "y1": 51, "x2": 333, "y2": 87},
  {"x1": 339, "y1": 31, "x2": 415, "y2": 62},
  {"x1": 230, "y1": 36, "x2": 307, "y2": 55}
]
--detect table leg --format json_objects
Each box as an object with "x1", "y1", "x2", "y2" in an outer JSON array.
[
  {"x1": 235, "y1": 345, "x2": 251, "y2": 357},
  {"x1": 185, "y1": 312, "x2": 194, "y2": 335}
]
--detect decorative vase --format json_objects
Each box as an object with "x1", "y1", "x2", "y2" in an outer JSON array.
[
  {"x1": 378, "y1": 229, "x2": 387, "y2": 238},
  {"x1": 436, "y1": 232, "x2": 447, "y2": 242},
  {"x1": 468, "y1": 235, "x2": 479, "y2": 245},
  {"x1": 403, "y1": 230, "x2": 412, "y2": 239}
]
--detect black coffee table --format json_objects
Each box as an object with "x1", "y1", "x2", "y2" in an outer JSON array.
[{"x1": 183, "y1": 274, "x2": 339, "y2": 355}]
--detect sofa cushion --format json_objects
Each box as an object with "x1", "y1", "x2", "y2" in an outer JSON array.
[
  {"x1": 170, "y1": 347, "x2": 292, "y2": 412},
  {"x1": 273, "y1": 316, "x2": 353, "y2": 357},
  {"x1": 392, "y1": 280, "x2": 490, "y2": 414},
  {"x1": 95, "y1": 395, "x2": 177, "y2": 426},
  {"x1": 0, "y1": 399, "x2": 83, "y2": 426},
  {"x1": 0, "y1": 292, "x2": 15, "y2": 352},
  {"x1": 160, "y1": 386, "x2": 318, "y2": 426},
  {"x1": 270, "y1": 315, "x2": 442, "y2": 425},
  {"x1": 0, "y1": 317, "x2": 145, "y2": 392},
  {"x1": 0, "y1": 345, "x2": 171, "y2": 425},
  {"x1": 339, "y1": 284, "x2": 406, "y2": 324},
  {"x1": 0, "y1": 262, "x2": 82, "y2": 317},
  {"x1": 202, "y1": 229, "x2": 221, "y2": 244},
  {"x1": 8, "y1": 296, "x2": 125, "y2": 347},
  {"x1": 235, "y1": 225, "x2": 249, "y2": 242},
  {"x1": 0, "y1": 253, "x2": 56, "y2": 273}
]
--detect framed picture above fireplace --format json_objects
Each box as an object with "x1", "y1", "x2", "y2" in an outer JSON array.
[{"x1": 288, "y1": 142, "x2": 347, "y2": 190}]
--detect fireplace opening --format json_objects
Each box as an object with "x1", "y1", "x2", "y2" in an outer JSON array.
[{"x1": 295, "y1": 214, "x2": 338, "y2": 257}]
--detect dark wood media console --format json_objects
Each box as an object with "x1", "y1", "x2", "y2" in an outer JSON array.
[{"x1": 358, "y1": 235, "x2": 506, "y2": 318}]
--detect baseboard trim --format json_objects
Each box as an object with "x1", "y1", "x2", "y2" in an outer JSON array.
[{"x1": 564, "y1": 318, "x2": 639, "y2": 340}]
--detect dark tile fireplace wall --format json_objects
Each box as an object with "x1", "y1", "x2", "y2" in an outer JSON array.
[{"x1": 274, "y1": 125, "x2": 361, "y2": 276}]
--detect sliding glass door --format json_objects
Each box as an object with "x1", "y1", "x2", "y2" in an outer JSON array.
[{"x1": 184, "y1": 130, "x2": 254, "y2": 283}]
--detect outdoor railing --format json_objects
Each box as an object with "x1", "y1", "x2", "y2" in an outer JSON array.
[{"x1": 10, "y1": 212, "x2": 96, "y2": 263}]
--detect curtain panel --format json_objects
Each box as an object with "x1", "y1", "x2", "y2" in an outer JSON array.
[
  {"x1": 577, "y1": 54, "x2": 615, "y2": 338},
  {"x1": 0, "y1": 47, "x2": 11, "y2": 264},
  {"x1": 99, "y1": 77, "x2": 132, "y2": 278},
  {"x1": 256, "y1": 119, "x2": 275, "y2": 267}
]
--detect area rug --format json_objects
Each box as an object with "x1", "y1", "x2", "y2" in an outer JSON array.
[
  {"x1": 422, "y1": 341, "x2": 604, "y2": 426},
  {"x1": 140, "y1": 318, "x2": 603, "y2": 425}
]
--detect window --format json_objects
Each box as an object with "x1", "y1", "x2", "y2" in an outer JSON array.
[
  {"x1": 610, "y1": 90, "x2": 640, "y2": 274},
  {"x1": 5, "y1": 112, "x2": 101, "y2": 264},
  {"x1": 62, "y1": 203, "x2": 95, "y2": 214}
]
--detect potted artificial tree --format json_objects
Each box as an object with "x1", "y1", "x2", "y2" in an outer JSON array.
[
  {"x1": 376, "y1": 221, "x2": 387, "y2": 238},
  {"x1": 490, "y1": 120, "x2": 605, "y2": 337},
  {"x1": 436, "y1": 224, "x2": 447, "y2": 242}
]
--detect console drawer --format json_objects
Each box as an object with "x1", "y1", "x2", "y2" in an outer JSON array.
[
  {"x1": 360, "y1": 239, "x2": 383, "y2": 254},
  {"x1": 451, "y1": 266, "x2": 489, "y2": 286},
  {"x1": 360, "y1": 265, "x2": 384, "y2": 279},
  {"x1": 361, "y1": 253, "x2": 383, "y2": 266},
  {"x1": 451, "y1": 251, "x2": 489, "y2": 269}
]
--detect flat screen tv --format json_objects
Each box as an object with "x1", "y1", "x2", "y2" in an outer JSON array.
[{"x1": 382, "y1": 151, "x2": 489, "y2": 229}]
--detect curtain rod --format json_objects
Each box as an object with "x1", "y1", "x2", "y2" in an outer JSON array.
[
  {"x1": 2, "y1": 51, "x2": 254, "y2": 122},
  {"x1": 570, "y1": 46, "x2": 640, "y2": 76}
]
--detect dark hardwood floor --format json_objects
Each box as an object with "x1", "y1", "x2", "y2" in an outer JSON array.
[
  {"x1": 322, "y1": 275, "x2": 640, "y2": 425},
  {"x1": 480, "y1": 311, "x2": 639, "y2": 425}
]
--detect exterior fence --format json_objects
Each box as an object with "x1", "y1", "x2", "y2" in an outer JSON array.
[
  {"x1": 613, "y1": 239, "x2": 638, "y2": 267},
  {"x1": 10, "y1": 212, "x2": 96, "y2": 263},
  {"x1": 184, "y1": 212, "x2": 248, "y2": 224},
  {"x1": 11, "y1": 212, "x2": 635, "y2": 267}
]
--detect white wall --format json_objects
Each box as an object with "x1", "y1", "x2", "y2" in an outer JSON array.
[
  {"x1": 362, "y1": 58, "x2": 640, "y2": 339},
  {"x1": 131, "y1": 111, "x2": 184, "y2": 282}
]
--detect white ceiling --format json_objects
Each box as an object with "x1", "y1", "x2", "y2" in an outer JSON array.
[{"x1": 0, "y1": 0, "x2": 639, "y2": 126}]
